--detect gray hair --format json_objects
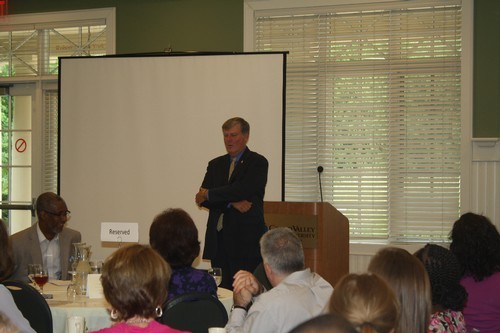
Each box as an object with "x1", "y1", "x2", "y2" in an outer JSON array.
[
  {"x1": 222, "y1": 117, "x2": 250, "y2": 134},
  {"x1": 260, "y1": 227, "x2": 305, "y2": 275}
]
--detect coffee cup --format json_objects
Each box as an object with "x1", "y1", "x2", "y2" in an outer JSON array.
[
  {"x1": 67, "y1": 316, "x2": 86, "y2": 333},
  {"x1": 208, "y1": 328, "x2": 226, "y2": 333}
]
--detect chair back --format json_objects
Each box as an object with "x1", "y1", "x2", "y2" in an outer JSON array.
[
  {"x1": 159, "y1": 292, "x2": 228, "y2": 333},
  {"x1": 253, "y1": 262, "x2": 273, "y2": 291},
  {"x1": 2, "y1": 280, "x2": 53, "y2": 333}
]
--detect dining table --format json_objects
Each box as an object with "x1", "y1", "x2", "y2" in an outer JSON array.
[{"x1": 44, "y1": 280, "x2": 234, "y2": 333}]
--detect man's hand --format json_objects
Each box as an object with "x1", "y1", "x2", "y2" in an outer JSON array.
[
  {"x1": 232, "y1": 270, "x2": 263, "y2": 308},
  {"x1": 232, "y1": 270, "x2": 263, "y2": 296},
  {"x1": 232, "y1": 200, "x2": 252, "y2": 213},
  {"x1": 233, "y1": 285, "x2": 254, "y2": 308},
  {"x1": 195, "y1": 187, "x2": 208, "y2": 206}
]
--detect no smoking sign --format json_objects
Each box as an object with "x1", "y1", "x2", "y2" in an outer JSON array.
[{"x1": 15, "y1": 138, "x2": 27, "y2": 153}]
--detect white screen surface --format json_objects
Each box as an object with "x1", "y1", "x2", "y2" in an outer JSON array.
[{"x1": 59, "y1": 53, "x2": 285, "y2": 264}]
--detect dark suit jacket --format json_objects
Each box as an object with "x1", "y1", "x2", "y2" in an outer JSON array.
[
  {"x1": 10, "y1": 223, "x2": 81, "y2": 281},
  {"x1": 201, "y1": 147, "x2": 268, "y2": 260}
]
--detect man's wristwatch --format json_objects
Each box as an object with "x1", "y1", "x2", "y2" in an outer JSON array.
[{"x1": 231, "y1": 304, "x2": 249, "y2": 312}]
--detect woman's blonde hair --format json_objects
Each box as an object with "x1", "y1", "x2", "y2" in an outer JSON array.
[
  {"x1": 329, "y1": 273, "x2": 399, "y2": 333},
  {"x1": 368, "y1": 247, "x2": 431, "y2": 333},
  {"x1": 100, "y1": 244, "x2": 171, "y2": 321}
]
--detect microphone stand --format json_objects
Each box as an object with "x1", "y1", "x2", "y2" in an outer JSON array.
[{"x1": 317, "y1": 166, "x2": 324, "y2": 202}]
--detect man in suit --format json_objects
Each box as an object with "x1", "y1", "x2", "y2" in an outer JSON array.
[
  {"x1": 196, "y1": 117, "x2": 268, "y2": 289},
  {"x1": 10, "y1": 192, "x2": 81, "y2": 281}
]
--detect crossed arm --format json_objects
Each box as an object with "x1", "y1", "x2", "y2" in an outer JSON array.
[{"x1": 195, "y1": 188, "x2": 253, "y2": 213}]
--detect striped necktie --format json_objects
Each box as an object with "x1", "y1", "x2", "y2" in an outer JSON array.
[
  {"x1": 228, "y1": 157, "x2": 236, "y2": 180},
  {"x1": 217, "y1": 157, "x2": 237, "y2": 231}
]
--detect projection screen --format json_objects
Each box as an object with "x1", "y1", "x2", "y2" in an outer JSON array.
[{"x1": 59, "y1": 52, "x2": 285, "y2": 264}]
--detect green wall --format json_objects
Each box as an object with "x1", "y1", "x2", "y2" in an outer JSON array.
[
  {"x1": 9, "y1": 0, "x2": 500, "y2": 137},
  {"x1": 9, "y1": 0, "x2": 243, "y2": 54},
  {"x1": 473, "y1": 0, "x2": 500, "y2": 137}
]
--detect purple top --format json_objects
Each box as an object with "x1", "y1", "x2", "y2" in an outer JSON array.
[
  {"x1": 90, "y1": 320, "x2": 187, "y2": 333},
  {"x1": 167, "y1": 266, "x2": 218, "y2": 301},
  {"x1": 460, "y1": 271, "x2": 500, "y2": 333}
]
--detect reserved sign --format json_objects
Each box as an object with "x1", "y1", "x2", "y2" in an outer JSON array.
[{"x1": 100, "y1": 222, "x2": 139, "y2": 242}]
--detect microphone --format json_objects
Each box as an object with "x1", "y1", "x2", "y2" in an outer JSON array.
[{"x1": 317, "y1": 166, "x2": 324, "y2": 202}]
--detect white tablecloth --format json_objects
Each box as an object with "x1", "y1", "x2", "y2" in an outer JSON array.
[
  {"x1": 45, "y1": 281, "x2": 233, "y2": 333},
  {"x1": 45, "y1": 281, "x2": 111, "y2": 333},
  {"x1": 217, "y1": 287, "x2": 233, "y2": 315}
]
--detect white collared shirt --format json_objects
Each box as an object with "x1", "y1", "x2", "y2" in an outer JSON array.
[
  {"x1": 36, "y1": 223, "x2": 61, "y2": 280},
  {"x1": 226, "y1": 268, "x2": 333, "y2": 333}
]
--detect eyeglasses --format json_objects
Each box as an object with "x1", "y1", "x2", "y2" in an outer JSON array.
[{"x1": 44, "y1": 210, "x2": 71, "y2": 218}]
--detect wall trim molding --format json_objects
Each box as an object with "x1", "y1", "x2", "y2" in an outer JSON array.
[{"x1": 472, "y1": 138, "x2": 500, "y2": 161}]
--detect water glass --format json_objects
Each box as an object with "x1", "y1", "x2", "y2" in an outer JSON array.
[
  {"x1": 67, "y1": 283, "x2": 78, "y2": 302},
  {"x1": 90, "y1": 260, "x2": 103, "y2": 274},
  {"x1": 208, "y1": 267, "x2": 222, "y2": 287},
  {"x1": 75, "y1": 271, "x2": 88, "y2": 296}
]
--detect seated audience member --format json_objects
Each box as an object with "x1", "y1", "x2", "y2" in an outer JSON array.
[
  {"x1": 368, "y1": 247, "x2": 431, "y2": 333},
  {"x1": 0, "y1": 312, "x2": 20, "y2": 333},
  {"x1": 449, "y1": 212, "x2": 500, "y2": 333},
  {"x1": 149, "y1": 208, "x2": 217, "y2": 300},
  {"x1": 226, "y1": 227, "x2": 333, "y2": 333},
  {"x1": 329, "y1": 273, "x2": 399, "y2": 333},
  {"x1": 0, "y1": 219, "x2": 36, "y2": 333},
  {"x1": 10, "y1": 192, "x2": 81, "y2": 281},
  {"x1": 91, "y1": 244, "x2": 187, "y2": 333},
  {"x1": 289, "y1": 314, "x2": 357, "y2": 333},
  {"x1": 415, "y1": 244, "x2": 467, "y2": 333}
]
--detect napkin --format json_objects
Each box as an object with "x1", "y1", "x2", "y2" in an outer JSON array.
[{"x1": 87, "y1": 274, "x2": 104, "y2": 299}]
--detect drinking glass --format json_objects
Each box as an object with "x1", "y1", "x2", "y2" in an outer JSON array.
[
  {"x1": 90, "y1": 259, "x2": 103, "y2": 274},
  {"x1": 33, "y1": 267, "x2": 49, "y2": 294},
  {"x1": 67, "y1": 282, "x2": 81, "y2": 302},
  {"x1": 208, "y1": 267, "x2": 222, "y2": 287},
  {"x1": 27, "y1": 264, "x2": 42, "y2": 290},
  {"x1": 69, "y1": 242, "x2": 86, "y2": 276},
  {"x1": 74, "y1": 271, "x2": 88, "y2": 297}
]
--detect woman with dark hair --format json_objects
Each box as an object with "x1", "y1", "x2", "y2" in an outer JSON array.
[
  {"x1": 415, "y1": 244, "x2": 467, "y2": 333},
  {"x1": 368, "y1": 247, "x2": 432, "y2": 333},
  {"x1": 449, "y1": 212, "x2": 500, "y2": 333},
  {"x1": 149, "y1": 208, "x2": 217, "y2": 300},
  {"x1": 0, "y1": 220, "x2": 36, "y2": 333},
  {"x1": 92, "y1": 244, "x2": 187, "y2": 333}
]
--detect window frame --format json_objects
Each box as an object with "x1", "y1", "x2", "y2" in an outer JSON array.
[
  {"x1": 244, "y1": 0, "x2": 474, "y2": 247},
  {"x1": 0, "y1": 8, "x2": 116, "y2": 231}
]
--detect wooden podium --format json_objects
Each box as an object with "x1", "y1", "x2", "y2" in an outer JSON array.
[{"x1": 264, "y1": 201, "x2": 349, "y2": 286}]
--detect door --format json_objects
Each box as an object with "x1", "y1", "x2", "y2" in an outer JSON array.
[{"x1": 0, "y1": 84, "x2": 36, "y2": 233}]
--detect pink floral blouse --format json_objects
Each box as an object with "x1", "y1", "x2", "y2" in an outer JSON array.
[{"x1": 428, "y1": 310, "x2": 466, "y2": 333}]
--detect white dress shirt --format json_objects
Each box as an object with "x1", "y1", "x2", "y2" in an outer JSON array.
[
  {"x1": 226, "y1": 268, "x2": 333, "y2": 333},
  {"x1": 36, "y1": 224, "x2": 61, "y2": 280}
]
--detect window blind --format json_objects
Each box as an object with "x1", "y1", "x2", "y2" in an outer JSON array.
[
  {"x1": 42, "y1": 90, "x2": 58, "y2": 194},
  {"x1": 254, "y1": 0, "x2": 462, "y2": 242}
]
